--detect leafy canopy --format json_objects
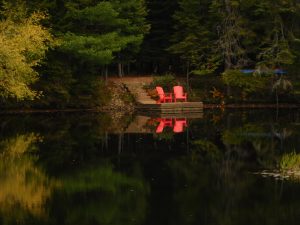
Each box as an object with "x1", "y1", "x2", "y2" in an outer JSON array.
[
  {"x1": 0, "y1": 1, "x2": 56, "y2": 100},
  {"x1": 60, "y1": 0, "x2": 149, "y2": 66}
]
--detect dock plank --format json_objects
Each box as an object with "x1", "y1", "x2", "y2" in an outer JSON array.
[{"x1": 137, "y1": 102, "x2": 204, "y2": 113}]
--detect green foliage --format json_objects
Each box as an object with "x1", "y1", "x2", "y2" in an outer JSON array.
[
  {"x1": 258, "y1": 40, "x2": 295, "y2": 68},
  {"x1": 222, "y1": 70, "x2": 268, "y2": 94},
  {"x1": 61, "y1": 0, "x2": 149, "y2": 67},
  {"x1": 0, "y1": 2, "x2": 56, "y2": 100},
  {"x1": 71, "y1": 76, "x2": 109, "y2": 108},
  {"x1": 62, "y1": 164, "x2": 147, "y2": 194},
  {"x1": 57, "y1": 163, "x2": 149, "y2": 225},
  {"x1": 2, "y1": 0, "x2": 300, "y2": 106},
  {"x1": 61, "y1": 32, "x2": 134, "y2": 65},
  {"x1": 272, "y1": 77, "x2": 293, "y2": 94},
  {"x1": 146, "y1": 74, "x2": 177, "y2": 92},
  {"x1": 170, "y1": 0, "x2": 300, "y2": 75},
  {"x1": 33, "y1": 54, "x2": 75, "y2": 108},
  {"x1": 193, "y1": 140, "x2": 222, "y2": 162},
  {"x1": 222, "y1": 124, "x2": 265, "y2": 145},
  {"x1": 137, "y1": 0, "x2": 177, "y2": 73},
  {"x1": 0, "y1": 0, "x2": 149, "y2": 108},
  {"x1": 279, "y1": 152, "x2": 300, "y2": 171},
  {"x1": 154, "y1": 129, "x2": 174, "y2": 141},
  {"x1": 169, "y1": 0, "x2": 217, "y2": 71}
]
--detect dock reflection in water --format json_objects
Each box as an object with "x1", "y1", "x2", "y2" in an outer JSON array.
[{"x1": 125, "y1": 112, "x2": 203, "y2": 134}]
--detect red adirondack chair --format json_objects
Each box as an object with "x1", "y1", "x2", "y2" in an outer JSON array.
[
  {"x1": 173, "y1": 86, "x2": 187, "y2": 102},
  {"x1": 156, "y1": 86, "x2": 172, "y2": 103},
  {"x1": 156, "y1": 118, "x2": 173, "y2": 133},
  {"x1": 173, "y1": 118, "x2": 187, "y2": 133}
]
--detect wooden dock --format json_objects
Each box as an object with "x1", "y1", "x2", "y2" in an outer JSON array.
[
  {"x1": 109, "y1": 77, "x2": 203, "y2": 114},
  {"x1": 136, "y1": 102, "x2": 204, "y2": 113}
]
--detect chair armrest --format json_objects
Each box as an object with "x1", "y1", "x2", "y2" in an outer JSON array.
[{"x1": 165, "y1": 93, "x2": 173, "y2": 97}]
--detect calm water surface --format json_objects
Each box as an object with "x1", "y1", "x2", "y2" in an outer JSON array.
[{"x1": 0, "y1": 109, "x2": 300, "y2": 225}]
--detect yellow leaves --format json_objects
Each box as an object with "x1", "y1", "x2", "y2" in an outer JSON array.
[
  {"x1": 0, "y1": 133, "x2": 41, "y2": 159},
  {"x1": 210, "y1": 87, "x2": 224, "y2": 99},
  {"x1": 0, "y1": 8, "x2": 57, "y2": 100}
]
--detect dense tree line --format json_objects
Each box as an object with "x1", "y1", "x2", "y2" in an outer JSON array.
[
  {"x1": 0, "y1": 0, "x2": 149, "y2": 107},
  {"x1": 0, "y1": 0, "x2": 299, "y2": 107},
  {"x1": 170, "y1": 0, "x2": 300, "y2": 74}
]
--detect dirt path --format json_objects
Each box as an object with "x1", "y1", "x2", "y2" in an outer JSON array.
[{"x1": 109, "y1": 76, "x2": 156, "y2": 104}]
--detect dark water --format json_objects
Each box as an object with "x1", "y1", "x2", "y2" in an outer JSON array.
[{"x1": 1, "y1": 109, "x2": 300, "y2": 225}]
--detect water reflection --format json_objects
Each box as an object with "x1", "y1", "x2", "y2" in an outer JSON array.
[
  {"x1": 48, "y1": 163, "x2": 149, "y2": 225},
  {"x1": 0, "y1": 133, "x2": 58, "y2": 219},
  {"x1": 0, "y1": 115, "x2": 150, "y2": 224},
  {"x1": 155, "y1": 118, "x2": 188, "y2": 133},
  {"x1": 0, "y1": 110, "x2": 299, "y2": 224}
]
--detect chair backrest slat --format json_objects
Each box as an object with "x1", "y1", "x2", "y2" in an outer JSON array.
[
  {"x1": 173, "y1": 86, "x2": 183, "y2": 97},
  {"x1": 156, "y1": 86, "x2": 165, "y2": 100}
]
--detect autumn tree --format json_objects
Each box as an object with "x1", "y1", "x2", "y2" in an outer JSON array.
[{"x1": 0, "y1": 1, "x2": 56, "y2": 100}]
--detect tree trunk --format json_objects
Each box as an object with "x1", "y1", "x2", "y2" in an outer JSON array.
[
  {"x1": 118, "y1": 63, "x2": 123, "y2": 77},
  {"x1": 186, "y1": 61, "x2": 190, "y2": 91},
  {"x1": 224, "y1": 0, "x2": 231, "y2": 13},
  {"x1": 122, "y1": 63, "x2": 125, "y2": 76},
  {"x1": 105, "y1": 66, "x2": 108, "y2": 83},
  {"x1": 105, "y1": 132, "x2": 108, "y2": 150},
  {"x1": 127, "y1": 63, "x2": 131, "y2": 75},
  {"x1": 224, "y1": 0, "x2": 233, "y2": 96},
  {"x1": 153, "y1": 62, "x2": 158, "y2": 74},
  {"x1": 118, "y1": 133, "x2": 123, "y2": 154}
]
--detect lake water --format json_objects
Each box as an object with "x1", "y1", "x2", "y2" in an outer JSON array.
[{"x1": 0, "y1": 109, "x2": 300, "y2": 225}]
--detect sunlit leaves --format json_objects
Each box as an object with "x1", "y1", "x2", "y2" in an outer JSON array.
[{"x1": 0, "y1": 4, "x2": 56, "y2": 100}]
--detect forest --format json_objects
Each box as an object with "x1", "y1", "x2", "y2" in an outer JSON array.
[{"x1": 0, "y1": 0, "x2": 300, "y2": 108}]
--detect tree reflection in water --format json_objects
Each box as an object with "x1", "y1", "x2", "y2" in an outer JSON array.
[
  {"x1": 167, "y1": 152, "x2": 300, "y2": 225},
  {"x1": 49, "y1": 163, "x2": 149, "y2": 225},
  {"x1": 0, "y1": 110, "x2": 299, "y2": 225},
  {"x1": 0, "y1": 133, "x2": 58, "y2": 220},
  {"x1": 0, "y1": 121, "x2": 149, "y2": 225}
]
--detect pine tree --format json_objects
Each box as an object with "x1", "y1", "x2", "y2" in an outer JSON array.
[
  {"x1": 170, "y1": 0, "x2": 300, "y2": 73},
  {"x1": 59, "y1": 0, "x2": 149, "y2": 77},
  {"x1": 138, "y1": 0, "x2": 178, "y2": 74},
  {"x1": 110, "y1": 0, "x2": 150, "y2": 76},
  {"x1": 169, "y1": 0, "x2": 213, "y2": 71},
  {"x1": 250, "y1": 0, "x2": 298, "y2": 68}
]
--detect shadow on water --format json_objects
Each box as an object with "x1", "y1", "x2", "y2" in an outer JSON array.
[{"x1": 0, "y1": 109, "x2": 300, "y2": 224}]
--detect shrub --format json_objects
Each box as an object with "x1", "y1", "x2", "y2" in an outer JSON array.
[
  {"x1": 71, "y1": 76, "x2": 109, "y2": 108},
  {"x1": 279, "y1": 152, "x2": 300, "y2": 171},
  {"x1": 145, "y1": 73, "x2": 178, "y2": 92},
  {"x1": 222, "y1": 69, "x2": 269, "y2": 94},
  {"x1": 221, "y1": 69, "x2": 273, "y2": 102}
]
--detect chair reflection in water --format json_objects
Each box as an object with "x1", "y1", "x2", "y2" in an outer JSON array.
[
  {"x1": 155, "y1": 118, "x2": 187, "y2": 133},
  {"x1": 156, "y1": 118, "x2": 173, "y2": 133},
  {"x1": 173, "y1": 118, "x2": 187, "y2": 133}
]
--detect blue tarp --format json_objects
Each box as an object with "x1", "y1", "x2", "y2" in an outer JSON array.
[
  {"x1": 240, "y1": 69, "x2": 255, "y2": 74},
  {"x1": 274, "y1": 69, "x2": 287, "y2": 74},
  {"x1": 240, "y1": 69, "x2": 287, "y2": 75}
]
